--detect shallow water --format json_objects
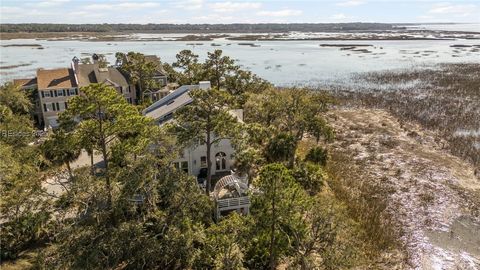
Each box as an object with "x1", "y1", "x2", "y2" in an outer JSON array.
[
  {"x1": 425, "y1": 216, "x2": 480, "y2": 268},
  {"x1": 404, "y1": 23, "x2": 480, "y2": 32},
  {"x1": 1, "y1": 37, "x2": 479, "y2": 85}
]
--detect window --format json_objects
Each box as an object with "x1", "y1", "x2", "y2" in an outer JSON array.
[
  {"x1": 215, "y1": 152, "x2": 227, "y2": 171},
  {"x1": 69, "y1": 89, "x2": 76, "y2": 96},
  {"x1": 173, "y1": 161, "x2": 189, "y2": 173},
  {"x1": 43, "y1": 91, "x2": 51, "y2": 98},
  {"x1": 200, "y1": 156, "x2": 207, "y2": 168},
  {"x1": 181, "y1": 161, "x2": 188, "y2": 173},
  {"x1": 44, "y1": 103, "x2": 54, "y2": 112},
  {"x1": 57, "y1": 90, "x2": 64, "y2": 96}
]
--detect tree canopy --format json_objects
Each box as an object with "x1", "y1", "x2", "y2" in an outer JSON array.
[
  {"x1": 1, "y1": 50, "x2": 394, "y2": 270},
  {"x1": 116, "y1": 52, "x2": 161, "y2": 104}
]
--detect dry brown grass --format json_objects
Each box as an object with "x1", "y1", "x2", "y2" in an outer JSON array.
[
  {"x1": 332, "y1": 63, "x2": 480, "y2": 169},
  {"x1": 326, "y1": 150, "x2": 404, "y2": 257}
]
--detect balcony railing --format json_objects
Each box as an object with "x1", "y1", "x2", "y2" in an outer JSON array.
[{"x1": 217, "y1": 196, "x2": 250, "y2": 210}]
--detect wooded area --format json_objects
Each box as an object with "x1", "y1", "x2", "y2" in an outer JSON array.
[{"x1": 0, "y1": 23, "x2": 398, "y2": 33}]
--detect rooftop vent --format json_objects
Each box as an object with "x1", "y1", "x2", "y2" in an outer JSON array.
[{"x1": 198, "y1": 81, "x2": 211, "y2": 90}]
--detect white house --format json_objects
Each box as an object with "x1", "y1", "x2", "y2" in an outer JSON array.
[{"x1": 143, "y1": 81, "x2": 242, "y2": 179}]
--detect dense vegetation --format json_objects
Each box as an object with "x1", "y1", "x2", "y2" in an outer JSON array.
[
  {"x1": 0, "y1": 50, "x2": 402, "y2": 269},
  {"x1": 0, "y1": 23, "x2": 397, "y2": 33}
]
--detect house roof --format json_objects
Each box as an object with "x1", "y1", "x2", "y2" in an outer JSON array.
[
  {"x1": 37, "y1": 68, "x2": 77, "y2": 89},
  {"x1": 76, "y1": 63, "x2": 129, "y2": 88},
  {"x1": 143, "y1": 84, "x2": 197, "y2": 122},
  {"x1": 13, "y1": 78, "x2": 37, "y2": 88},
  {"x1": 144, "y1": 55, "x2": 167, "y2": 77}
]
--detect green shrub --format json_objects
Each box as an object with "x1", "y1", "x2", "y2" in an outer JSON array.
[
  {"x1": 292, "y1": 162, "x2": 326, "y2": 195},
  {"x1": 264, "y1": 133, "x2": 297, "y2": 163},
  {"x1": 0, "y1": 212, "x2": 51, "y2": 260},
  {"x1": 304, "y1": 146, "x2": 328, "y2": 166}
]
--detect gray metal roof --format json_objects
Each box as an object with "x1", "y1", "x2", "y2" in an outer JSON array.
[
  {"x1": 143, "y1": 84, "x2": 200, "y2": 123},
  {"x1": 145, "y1": 91, "x2": 192, "y2": 123}
]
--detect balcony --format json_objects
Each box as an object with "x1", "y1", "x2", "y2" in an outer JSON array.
[{"x1": 217, "y1": 196, "x2": 250, "y2": 210}]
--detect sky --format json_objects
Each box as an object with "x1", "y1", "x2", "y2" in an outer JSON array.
[{"x1": 1, "y1": 0, "x2": 479, "y2": 24}]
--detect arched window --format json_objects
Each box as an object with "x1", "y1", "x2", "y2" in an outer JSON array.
[{"x1": 215, "y1": 152, "x2": 227, "y2": 171}]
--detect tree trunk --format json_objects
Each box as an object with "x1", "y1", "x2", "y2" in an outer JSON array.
[
  {"x1": 66, "y1": 162, "x2": 73, "y2": 179},
  {"x1": 139, "y1": 79, "x2": 144, "y2": 104},
  {"x1": 101, "y1": 141, "x2": 111, "y2": 206},
  {"x1": 288, "y1": 145, "x2": 296, "y2": 169},
  {"x1": 216, "y1": 66, "x2": 221, "y2": 89},
  {"x1": 269, "y1": 177, "x2": 277, "y2": 270},
  {"x1": 206, "y1": 131, "x2": 212, "y2": 195},
  {"x1": 89, "y1": 149, "x2": 94, "y2": 175},
  {"x1": 98, "y1": 114, "x2": 112, "y2": 210}
]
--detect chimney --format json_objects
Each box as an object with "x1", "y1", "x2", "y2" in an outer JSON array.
[
  {"x1": 198, "y1": 81, "x2": 211, "y2": 90},
  {"x1": 71, "y1": 56, "x2": 80, "y2": 85},
  {"x1": 92, "y1": 53, "x2": 99, "y2": 64},
  {"x1": 72, "y1": 56, "x2": 80, "y2": 73}
]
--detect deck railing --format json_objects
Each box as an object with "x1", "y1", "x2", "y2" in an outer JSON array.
[{"x1": 217, "y1": 196, "x2": 250, "y2": 209}]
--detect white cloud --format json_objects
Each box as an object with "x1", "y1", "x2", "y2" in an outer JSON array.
[
  {"x1": 67, "y1": 11, "x2": 107, "y2": 19},
  {"x1": 36, "y1": 0, "x2": 70, "y2": 8},
  {"x1": 83, "y1": 4, "x2": 109, "y2": 10},
  {"x1": 117, "y1": 2, "x2": 160, "y2": 9},
  {"x1": 1, "y1": 7, "x2": 52, "y2": 20},
  {"x1": 417, "y1": 15, "x2": 434, "y2": 20},
  {"x1": 336, "y1": 0, "x2": 366, "y2": 7},
  {"x1": 332, "y1": 13, "x2": 347, "y2": 20},
  {"x1": 428, "y1": 3, "x2": 477, "y2": 16},
  {"x1": 210, "y1": 2, "x2": 261, "y2": 13},
  {"x1": 330, "y1": 13, "x2": 356, "y2": 21},
  {"x1": 192, "y1": 15, "x2": 235, "y2": 23},
  {"x1": 257, "y1": 9, "x2": 302, "y2": 17},
  {"x1": 174, "y1": 0, "x2": 204, "y2": 11},
  {"x1": 84, "y1": 2, "x2": 160, "y2": 11},
  {"x1": 126, "y1": 11, "x2": 173, "y2": 24}
]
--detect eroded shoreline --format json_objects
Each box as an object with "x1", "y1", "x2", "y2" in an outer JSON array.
[{"x1": 328, "y1": 107, "x2": 480, "y2": 269}]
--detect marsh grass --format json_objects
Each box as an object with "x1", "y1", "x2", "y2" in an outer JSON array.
[
  {"x1": 326, "y1": 151, "x2": 403, "y2": 258},
  {"x1": 332, "y1": 63, "x2": 480, "y2": 169}
]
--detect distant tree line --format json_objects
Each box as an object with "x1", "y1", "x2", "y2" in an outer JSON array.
[{"x1": 0, "y1": 23, "x2": 398, "y2": 33}]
